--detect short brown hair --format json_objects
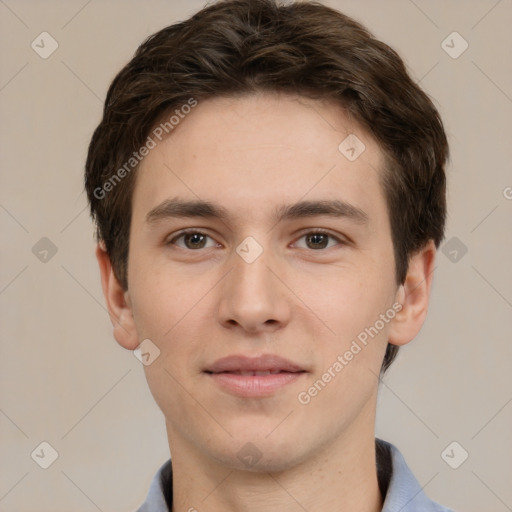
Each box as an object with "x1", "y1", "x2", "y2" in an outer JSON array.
[{"x1": 85, "y1": 0, "x2": 449, "y2": 372}]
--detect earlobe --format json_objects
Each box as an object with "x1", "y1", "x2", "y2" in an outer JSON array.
[
  {"x1": 388, "y1": 240, "x2": 437, "y2": 347},
  {"x1": 95, "y1": 243, "x2": 139, "y2": 350}
]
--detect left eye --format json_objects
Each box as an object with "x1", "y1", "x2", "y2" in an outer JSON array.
[{"x1": 293, "y1": 231, "x2": 342, "y2": 250}]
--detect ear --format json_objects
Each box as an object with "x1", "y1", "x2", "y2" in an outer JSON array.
[
  {"x1": 388, "y1": 240, "x2": 437, "y2": 347},
  {"x1": 95, "y1": 242, "x2": 139, "y2": 350}
]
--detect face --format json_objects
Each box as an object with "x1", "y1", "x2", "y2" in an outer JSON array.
[{"x1": 103, "y1": 92, "x2": 426, "y2": 472}]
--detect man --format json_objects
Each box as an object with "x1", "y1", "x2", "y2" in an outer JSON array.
[{"x1": 85, "y1": 0, "x2": 453, "y2": 510}]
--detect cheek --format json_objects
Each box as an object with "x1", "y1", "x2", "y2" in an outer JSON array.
[
  {"x1": 128, "y1": 254, "x2": 208, "y2": 339},
  {"x1": 128, "y1": 260, "x2": 213, "y2": 386},
  {"x1": 307, "y1": 264, "x2": 395, "y2": 343},
  {"x1": 304, "y1": 267, "x2": 396, "y2": 400}
]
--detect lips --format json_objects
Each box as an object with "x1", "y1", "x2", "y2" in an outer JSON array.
[
  {"x1": 204, "y1": 354, "x2": 306, "y2": 397},
  {"x1": 224, "y1": 370, "x2": 283, "y2": 376},
  {"x1": 205, "y1": 354, "x2": 305, "y2": 374}
]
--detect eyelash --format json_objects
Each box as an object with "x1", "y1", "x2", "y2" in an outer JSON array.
[{"x1": 165, "y1": 229, "x2": 345, "y2": 251}]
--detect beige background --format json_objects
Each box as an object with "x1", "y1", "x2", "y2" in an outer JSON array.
[{"x1": 1, "y1": 0, "x2": 511, "y2": 511}]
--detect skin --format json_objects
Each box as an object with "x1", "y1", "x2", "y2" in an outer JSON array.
[{"x1": 97, "y1": 92, "x2": 436, "y2": 512}]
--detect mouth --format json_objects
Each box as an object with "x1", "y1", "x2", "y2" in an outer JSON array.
[
  {"x1": 205, "y1": 353, "x2": 305, "y2": 373},
  {"x1": 208, "y1": 369, "x2": 297, "y2": 376},
  {"x1": 204, "y1": 354, "x2": 307, "y2": 397}
]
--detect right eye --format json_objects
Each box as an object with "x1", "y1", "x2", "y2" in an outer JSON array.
[{"x1": 166, "y1": 230, "x2": 219, "y2": 250}]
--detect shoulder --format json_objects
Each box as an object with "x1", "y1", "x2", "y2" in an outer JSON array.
[
  {"x1": 136, "y1": 459, "x2": 172, "y2": 512},
  {"x1": 377, "y1": 439, "x2": 454, "y2": 512}
]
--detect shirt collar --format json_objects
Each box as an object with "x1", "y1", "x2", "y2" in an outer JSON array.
[
  {"x1": 379, "y1": 439, "x2": 453, "y2": 511},
  {"x1": 137, "y1": 439, "x2": 452, "y2": 512}
]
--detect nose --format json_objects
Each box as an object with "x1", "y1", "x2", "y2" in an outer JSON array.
[{"x1": 217, "y1": 244, "x2": 291, "y2": 334}]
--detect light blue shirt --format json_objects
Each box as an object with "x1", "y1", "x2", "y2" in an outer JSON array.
[{"x1": 137, "y1": 439, "x2": 453, "y2": 511}]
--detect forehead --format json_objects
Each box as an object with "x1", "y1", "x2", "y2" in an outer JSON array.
[{"x1": 132, "y1": 92, "x2": 388, "y2": 228}]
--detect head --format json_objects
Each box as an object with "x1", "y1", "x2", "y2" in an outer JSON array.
[{"x1": 86, "y1": 0, "x2": 448, "y2": 471}]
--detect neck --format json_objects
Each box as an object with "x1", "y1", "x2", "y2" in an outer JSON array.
[{"x1": 168, "y1": 422, "x2": 383, "y2": 512}]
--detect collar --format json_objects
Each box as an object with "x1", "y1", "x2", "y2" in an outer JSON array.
[{"x1": 137, "y1": 439, "x2": 453, "y2": 512}]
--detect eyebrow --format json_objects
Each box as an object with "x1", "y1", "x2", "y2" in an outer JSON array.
[{"x1": 145, "y1": 197, "x2": 369, "y2": 225}]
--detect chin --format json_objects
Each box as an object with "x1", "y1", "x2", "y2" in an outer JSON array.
[{"x1": 205, "y1": 434, "x2": 313, "y2": 474}]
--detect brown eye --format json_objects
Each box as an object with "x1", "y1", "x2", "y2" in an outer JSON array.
[
  {"x1": 167, "y1": 231, "x2": 216, "y2": 250},
  {"x1": 182, "y1": 233, "x2": 207, "y2": 249},
  {"x1": 306, "y1": 233, "x2": 329, "y2": 249},
  {"x1": 294, "y1": 231, "x2": 343, "y2": 250}
]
